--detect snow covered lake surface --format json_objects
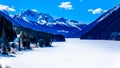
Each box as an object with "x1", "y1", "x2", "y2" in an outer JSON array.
[{"x1": 1, "y1": 38, "x2": 120, "y2": 68}]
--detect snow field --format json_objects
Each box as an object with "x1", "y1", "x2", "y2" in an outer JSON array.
[{"x1": 1, "y1": 38, "x2": 120, "y2": 68}]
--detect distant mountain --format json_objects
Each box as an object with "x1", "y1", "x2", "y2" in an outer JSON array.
[
  {"x1": 80, "y1": 4, "x2": 120, "y2": 40},
  {"x1": 13, "y1": 9, "x2": 87, "y2": 37}
]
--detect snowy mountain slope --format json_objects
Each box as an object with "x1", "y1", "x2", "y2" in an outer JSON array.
[
  {"x1": 15, "y1": 9, "x2": 55, "y2": 24},
  {"x1": 0, "y1": 11, "x2": 54, "y2": 34},
  {"x1": 0, "y1": 9, "x2": 87, "y2": 37},
  {"x1": 14, "y1": 9, "x2": 87, "y2": 37},
  {"x1": 81, "y1": 4, "x2": 120, "y2": 40},
  {"x1": 13, "y1": 17, "x2": 58, "y2": 34},
  {"x1": 80, "y1": 4, "x2": 120, "y2": 36},
  {"x1": 0, "y1": 11, "x2": 21, "y2": 26},
  {"x1": 1, "y1": 38, "x2": 120, "y2": 68}
]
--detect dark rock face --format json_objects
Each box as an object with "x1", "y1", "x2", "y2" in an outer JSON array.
[{"x1": 80, "y1": 4, "x2": 120, "y2": 40}]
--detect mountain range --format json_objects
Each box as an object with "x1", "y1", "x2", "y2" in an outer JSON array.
[
  {"x1": 1, "y1": 3, "x2": 120, "y2": 39},
  {"x1": 12, "y1": 9, "x2": 87, "y2": 37}
]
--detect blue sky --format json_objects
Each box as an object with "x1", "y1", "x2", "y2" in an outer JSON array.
[{"x1": 0, "y1": 0, "x2": 119, "y2": 24}]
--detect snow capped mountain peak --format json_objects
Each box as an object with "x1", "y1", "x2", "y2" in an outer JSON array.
[
  {"x1": 14, "y1": 9, "x2": 55, "y2": 24},
  {"x1": 110, "y1": 3, "x2": 120, "y2": 13},
  {"x1": 19, "y1": 9, "x2": 38, "y2": 17},
  {"x1": 116, "y1": 3, "x2": 120, "y2": 8},
  {"x1": 24, "y1": 9, "x2": 36, "y2": 13},
  {"x1": 98, "y1": 4, "x2": 120, "y2": 22},
  {"x1": 14, "y1": 9, "x2": 82, "y2": 27},
  {"x1": 56, "y1": 17, "x2": 67, "y2": 22},
  {"x1": 81, "y1": 3, "x2": 120, "y2": 39},
  {"x1": 12, "y1": 9, "x2": 87, "y2": 37},
  {"x1": 38, "y1": 13, "x2": 55, "y2": 24}
]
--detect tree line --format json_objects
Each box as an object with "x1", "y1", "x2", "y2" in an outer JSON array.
[{"x1": 0, "y1": 15, "x2": 65, "y2": 55}]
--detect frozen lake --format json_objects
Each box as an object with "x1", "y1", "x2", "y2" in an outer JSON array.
[{"x1": 1, "y1": 38, "x2": 120, "y2": 68}]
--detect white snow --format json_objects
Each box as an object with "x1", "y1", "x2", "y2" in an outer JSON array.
[
  {"x1": 46, "y1": 23, "x2": 57, "y2": 27},
  {"x1": 23, "y1": 17, "x2": 29, "y2": 22},
  {"x1": 58, "y1": 30, "x2": 69, "y2": 33},
  {"x1": 57, "y1": 21, "x2": 66, "y2": 25},
  {"x1": 1, "y1": 38, "x2": 120, "y2": 68},
  {"x1": 41, "y1": 20, "x2": 46, "y2": 24}
]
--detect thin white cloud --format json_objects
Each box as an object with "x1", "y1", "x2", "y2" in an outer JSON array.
[
  {"x1": 103, "y1": 10, "x2": 108, "y2": 12},
  {"x1": 58, "y1": 2, "x2": 73, "y2": 10},
  {"x1": 88, "y1": 8, "x2": 107, "y2": 14},
  {"x1": 31, "y1": 9, "x2": 38, "y2": 12},
  {"x1": 0, "y1": 4, "x2": 15, "y2": 12}
]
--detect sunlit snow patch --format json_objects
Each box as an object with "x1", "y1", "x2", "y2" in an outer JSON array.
[{"x1": 0, "y1": 59, "x2": 6, "y2": 68}]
